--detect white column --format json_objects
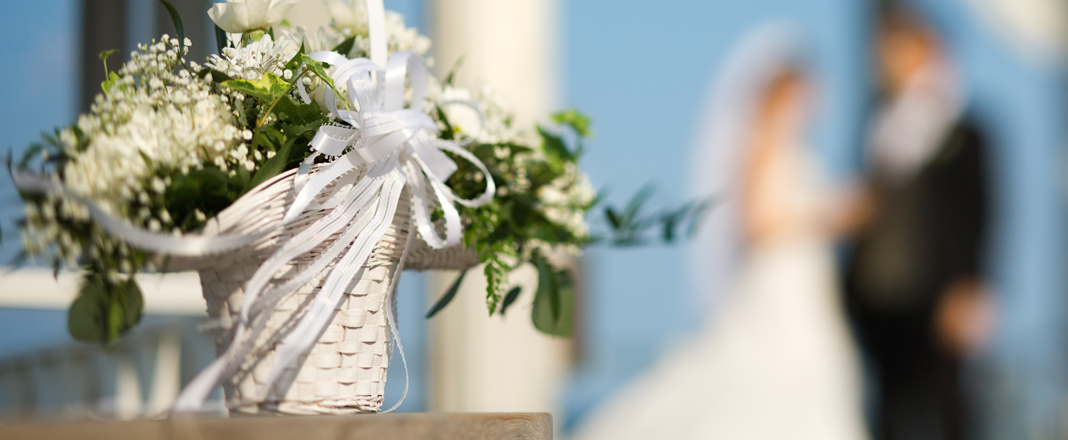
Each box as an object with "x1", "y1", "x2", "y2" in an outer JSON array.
[
  {"x1": 114, "y1": 352, "x2": 143, "y2": 420},
  {"x1": 426, "y1": 0, "x2": 570, "y2": 415},
  {"x1": 146, "y1": 331, "x2": 182, "y2": 416}
]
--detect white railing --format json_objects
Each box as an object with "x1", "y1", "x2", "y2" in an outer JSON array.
[{"x1": 0, "y1": 269, "x2": 219, "y2": 419}]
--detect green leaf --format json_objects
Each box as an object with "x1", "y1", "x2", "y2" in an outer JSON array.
[
  {"x1": 662, "y1": 209, "x2": 680, "y2": 243},
  {"x1": 537, "y1": 126, "x2": 572, "y2": 173},
  {"x1": 214, "y1": 24, "x2": 229, "y2": 55},
  {"x1": 101, "y1": 71, "x2": 121, "y2": 93},
  {"x1": 685, "y1": 197, "x2": 716, "y2": 238},
  {"x1": 444, "y1": 55, "x2": 465, "y2": 87},
  {"x1": 69, "y1": 274, "x2": 144, "y2": 344},
  {"x1": 482, "y1": 250, "x2": 512, "y2": 314},
  {"x1": 332, "y1": 35, "x2": 356, "y2": 57},
  {"x1": 301, "y1": 55, "x2": 348, "y2": 110},
  {"x1": 426, "y1": 269, "x2": 467, "y2": 319},
  {"x1": 222, "y1": 72, "x2": 291, "y2": 101},
  {"x1": 551, "y1": 108, "x2": 593, "y2": 138},
  {"x1": 435, "y1": 105, "x2": 455, "y2": 141},
  {"x1": 625, "y1": 184, "x2": 656, "y2": 220},
  {"x1": 603, "y1": 185, "x2": 659, "y2": 246},
  {"x1": 531, "y1": 258, "x2": 573, "y2": 337},
  {"x1": 231, "y1": 164, "x2": 251, "y2": 194},
  {"x1": 18, "y1": 143, "x2": 44, "y2": 169},
  {"x1": 113, "y1": 278, "x2": 143, "y2": 339},
  {"x1": 97, "y1": 49, "x2": 118, "y2": 62},
  {"x1": 604, "y1": 207, "x2": 622, "y2": 230},
  {"x1": 197, "y1": 67, "x2": 234, "y2": 83},
  {"x1": 157, "y1": 0, "x2": 185, "y2": 57},
  {"x1": 499, "y1": 286, "x2": 522, "y2": 315},
  {"x1": 273, "y1": 94, "x2": 328, "y2": 131},
  {"x1": 247, "y1": 132, "x2": 294, "y2": 189},
  {"x1": 98, "y1": 49, "x2": 118, "y2": 76},
  {"x1": 283, "y1": 42, "x2": 307, "y2": 73},
  {"x1": 69, "y1": 276, "x2": 108, "y2": 343}
]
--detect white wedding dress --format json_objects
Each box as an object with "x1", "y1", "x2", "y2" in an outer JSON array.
[{"x1": 573, "y1": 144, "x2": 868, "y2": 440}]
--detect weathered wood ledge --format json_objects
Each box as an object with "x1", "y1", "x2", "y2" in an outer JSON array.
[{"x1": 0, "y1": 412, "x2": 553, "y2": 440}]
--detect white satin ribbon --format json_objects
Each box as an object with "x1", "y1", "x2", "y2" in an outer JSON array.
[{"x1": 11, "y1": 172, "x2": 273, "y2": 257}]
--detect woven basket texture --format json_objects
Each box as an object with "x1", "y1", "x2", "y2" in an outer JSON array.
[{"x1": 170, "y1": 165, "x2": 477, "y2": 414}]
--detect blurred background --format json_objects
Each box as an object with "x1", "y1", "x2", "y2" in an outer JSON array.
[{"x1": 1, "y1": 0, "x2": 1068, "y2": 439}]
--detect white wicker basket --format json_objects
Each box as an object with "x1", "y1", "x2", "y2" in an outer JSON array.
[{"x1": 169, "y1": 165, "x2": 478, "y2": 414}]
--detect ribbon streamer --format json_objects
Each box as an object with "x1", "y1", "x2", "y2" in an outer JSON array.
[{"x1": 10, "y1": 173, "x2": 273, "y2": 257}]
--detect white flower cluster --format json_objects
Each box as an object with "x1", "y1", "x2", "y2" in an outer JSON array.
[
  {"x1": 63, "y1": 36, "x2": 247, "y2": 221},
  {"x1": 540, "y1": 166, "x2": 596, "y2": 244},
  {"x1": 24, "y1": 36, "x2": 255, "y2": 273},
  {"x1": 206, "y1": 35, "x2": 291, "y2": 81}
]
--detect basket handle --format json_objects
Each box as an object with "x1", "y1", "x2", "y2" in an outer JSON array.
[{"x1": 365, "y1": 0, "x2": 387, "y2": 68}]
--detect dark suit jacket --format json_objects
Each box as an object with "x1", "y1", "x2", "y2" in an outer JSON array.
[{"x1": 845, "y1": 118, "x2": 989, "y2": 358}]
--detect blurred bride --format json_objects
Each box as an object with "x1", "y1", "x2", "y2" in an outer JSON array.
[{"x1": 573, "y1": 24, "x2": 867, "y2": 440}]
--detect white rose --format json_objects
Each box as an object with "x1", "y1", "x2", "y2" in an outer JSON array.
[{"x1": 208, "y1": 0, "x2": 298, "y2": 34}]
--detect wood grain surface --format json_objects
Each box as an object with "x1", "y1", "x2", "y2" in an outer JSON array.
[{"x1": 0, "y1": 412, "x2": 552, "y2": 440}]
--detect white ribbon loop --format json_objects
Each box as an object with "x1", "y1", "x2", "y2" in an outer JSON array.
[{"x1": 309, "y1": 124, "x2": 357, "y2": 157}]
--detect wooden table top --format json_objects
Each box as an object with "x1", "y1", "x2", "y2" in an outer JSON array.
[{"x1": 0, "y1": 412, "x2": 553, "y2": 440}]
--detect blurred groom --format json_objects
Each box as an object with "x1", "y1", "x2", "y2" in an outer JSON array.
[{"x1": 843, "y1": 2, "x2": 994, "y2": 440}]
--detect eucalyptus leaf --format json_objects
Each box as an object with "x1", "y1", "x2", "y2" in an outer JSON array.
[{"x1": 426, "y1": 269, "x2": 467, "y2": 319}]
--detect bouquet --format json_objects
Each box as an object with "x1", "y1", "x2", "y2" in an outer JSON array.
[
  {"x1": 15, "y1": 0, "x2": 601, "y2": 345},
  {"x1": 11, "y1": 0, "x2": 708, "y2": 414}
]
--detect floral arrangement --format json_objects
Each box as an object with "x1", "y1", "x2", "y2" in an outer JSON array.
[
  {"x1": 13, "y1": 0, "x2": 706, "y2": 345},
  {"x1": 14, "y1": 0, "x2": 601, "y2": 344}
]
